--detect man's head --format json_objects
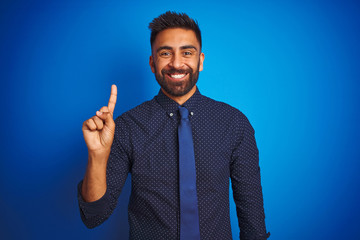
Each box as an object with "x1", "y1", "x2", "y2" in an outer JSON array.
[
  {"x1": 148, "y1": 12, "x2": 204, "y2": 99},
  {"x1": 149, "y1": 11, "x2": 202, "y2": 51}
]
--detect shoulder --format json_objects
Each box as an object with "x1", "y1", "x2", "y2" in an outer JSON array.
[
  {"x1": 200, "y1": 94, "x2": 254, "y2": 132},
  {"x1": 114, "y1": 97, "x2": 159, "y2": 125},
  {"x1": 202, "y1": 95, "x2": 248, "y2": 119}
]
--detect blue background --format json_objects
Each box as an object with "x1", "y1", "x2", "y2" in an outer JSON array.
[{"x1": 1, "y1": 0, "x2": 359, "y2": 239}]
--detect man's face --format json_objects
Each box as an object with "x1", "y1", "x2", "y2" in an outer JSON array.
[{"x1": 149, "y1": 28, "x2": 205, "y2": 97}]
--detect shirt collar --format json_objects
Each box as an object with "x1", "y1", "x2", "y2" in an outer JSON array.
[{"x1": 155, "y1": 87, "x2": 204, "y2": 117}]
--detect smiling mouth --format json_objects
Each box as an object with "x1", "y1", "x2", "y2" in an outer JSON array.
[{"x1": 167, "y1": 73, "x2": 188, "y2": 80}]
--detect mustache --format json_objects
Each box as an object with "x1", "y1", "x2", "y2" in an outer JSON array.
[{"x1": 162, "y1": 68, "x2": 192, "y2": 75}]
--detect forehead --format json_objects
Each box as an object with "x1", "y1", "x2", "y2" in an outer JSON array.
[{"x1": 153, "y1": 28, "x2": 200, "y2": 49}]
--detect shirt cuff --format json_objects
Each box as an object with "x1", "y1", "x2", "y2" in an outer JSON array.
[{"x1": 77, "y1": 180, "x2": 111, "y2": 219}]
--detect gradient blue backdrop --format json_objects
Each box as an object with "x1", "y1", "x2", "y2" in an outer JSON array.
[{"x1": 1, "y1": 0, "x2": 359, "y2": 239}]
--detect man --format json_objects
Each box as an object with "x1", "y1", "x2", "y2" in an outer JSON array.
[{"x1": 78, "y1": 11, "x2": 270, "y2": 240}]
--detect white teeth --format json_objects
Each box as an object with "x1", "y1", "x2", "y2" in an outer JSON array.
[{"x1": 170, "y1": 74, "x2": 186, "y2": 79}]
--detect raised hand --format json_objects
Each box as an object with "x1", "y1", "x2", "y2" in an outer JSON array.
[{"x1": 82, "y1": 85, "x2": 117, "y2": 156}]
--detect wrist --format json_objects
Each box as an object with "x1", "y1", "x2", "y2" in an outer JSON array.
[
  {"x1": 88, "y1": 150, "x2": 110, "y2": 168},
  {"x1": 88, "y1": 148, "x2": 110, "y2": 160}
]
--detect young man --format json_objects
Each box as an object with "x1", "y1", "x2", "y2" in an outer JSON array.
[{"x1": 79, "y1": 11, "x2": 269, "y2": 240}]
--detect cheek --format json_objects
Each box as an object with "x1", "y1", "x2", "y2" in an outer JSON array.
[
  {"x1": 156, "y1": 61, "x2": 169, "y2": 72},
  {"x1": 189, "y1": 61, "x2": 200, "y2": 72}
]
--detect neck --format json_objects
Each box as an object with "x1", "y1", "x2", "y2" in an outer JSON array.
[{"x1": 161, "y1": 85, "x2": 197, "y2": 105}]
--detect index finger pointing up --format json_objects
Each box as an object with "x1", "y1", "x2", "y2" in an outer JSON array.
[{"x1": 108, "y1": 84, "x2": 117, "y2": 114}]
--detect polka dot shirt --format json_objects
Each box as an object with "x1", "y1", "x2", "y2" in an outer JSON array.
[{"x1": 78, "y1": 88, "x2": 270, "y2": 240}]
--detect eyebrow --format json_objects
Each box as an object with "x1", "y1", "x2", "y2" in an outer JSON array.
[
  {"x1": 180, "y1": 45, "x2": 198, "y2": 51},
  {"x1": 156, "y1": 46, "x2": 172, "y2": 53},
  {"x1": 156, "y1": 45, "x2": 198, "y2": 53}
]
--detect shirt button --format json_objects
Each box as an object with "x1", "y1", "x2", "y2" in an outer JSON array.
[
  {"x1": 190, "y1": 112, "x2": 194, "y2": 116},
  {"x1": 169, "y1": 113, "x2": 174, "y2": 117}
]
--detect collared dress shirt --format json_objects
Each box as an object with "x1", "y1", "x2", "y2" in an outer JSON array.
[{"x1": 78, "y1": 88, "x2": 270, "y2": 240}]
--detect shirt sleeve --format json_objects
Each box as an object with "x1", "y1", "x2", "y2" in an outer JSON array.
[
  {"x1": 77, "y1": 116, "x2": 132, "y2": 229},
  {"x1": 230, "y1": 113, "x2": 270, "y2": 240}
]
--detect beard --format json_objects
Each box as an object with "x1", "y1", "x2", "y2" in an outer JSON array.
[{"x1": 154, "y1": 61, "x2": 200, "y2": 97}]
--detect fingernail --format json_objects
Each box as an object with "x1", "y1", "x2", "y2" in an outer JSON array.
[{"x1": 96, "y1": 111, "x2": 102, "y2": 115}]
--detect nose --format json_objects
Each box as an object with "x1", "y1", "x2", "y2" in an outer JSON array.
[{"x1": 169, "y1": 52, "x2": 184, "y2": 69}]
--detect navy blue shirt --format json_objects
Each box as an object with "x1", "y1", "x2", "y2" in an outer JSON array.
[{"x1": 78, "y1": 88, "x2": 269, "y2": 240}]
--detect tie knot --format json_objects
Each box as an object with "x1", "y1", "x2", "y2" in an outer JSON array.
[{"x1": 178, "y1": 106, "x2": 189, "y2": 119}]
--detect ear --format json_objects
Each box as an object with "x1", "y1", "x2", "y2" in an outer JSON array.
[
  {"x1": 149, "y1": 55, "x2": 155, "y2": 73},
  {"x1": 199, "y1": 52, "x2": 205, "y2": 72}
]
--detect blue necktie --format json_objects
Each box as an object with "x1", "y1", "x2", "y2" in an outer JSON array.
[{"x1": 178, "y1": 106, "x2": 201, "y2": 240}]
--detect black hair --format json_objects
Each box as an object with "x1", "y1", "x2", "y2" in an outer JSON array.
[{"x1": 148, "y1": 11, "x2": 202, "y2": 50}]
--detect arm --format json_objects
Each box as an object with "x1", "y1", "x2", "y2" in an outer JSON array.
[
  {"x1": 77, "y1": 85, "x2": 131, "y2": 228},
  {"x1": 81, "y1": 85, "x2": 118, "y2": 202},
  {"x1": 77, "y1": 118, "x2": 131, "y2": 228},
  {"x1": 230, "y1": 113, "x2": 270, "y2": 240}
]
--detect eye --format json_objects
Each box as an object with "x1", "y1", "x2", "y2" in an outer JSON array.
[
  {"x1": 160, "y1": 51, "x2": 171, "y2": 57},
  {"x1": 183, "y1": 51, "x2": 192, "y2": 56}
]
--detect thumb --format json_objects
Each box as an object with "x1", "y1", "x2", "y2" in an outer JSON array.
[{"x1": 96, "y1": 111, "x2": 114, "y2": 125}]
